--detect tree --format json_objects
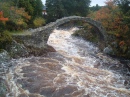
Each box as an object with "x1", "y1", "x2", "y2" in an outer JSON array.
[
  {"x1": 61, "y1": 0, "x2": 91, "y2": 16},
  {"x1": 34, "y1": 0, "x2": 43, "y2": 17},
  {"x1": 14, "y1": 0, "x2": 34, "y2": 15},
  {"x1": 114, "y1": 0, "x2": 130, "y2": 14},
  {"x1": 114, "y1": 0, "x2": 130, "y2": 40},
  {"x1": 46, "y1": 0, "x2": 66, "y2": 22},
  {"x1": 90, "y1": 4, "x2": 102, "y2": 12},
  {"x1": 46, "y1": 0, "x2": 91, "y2": 22},
  {"x1": 0, "y1": 0, "x2": 32, "y2": 30},
  {"x1": 114, "y1": 0, "x2": 130, "y2": 33},
  {"x1": 61, "y1": 0, "x2": 75, "y2": 16},
  {"x1": 11, "y1": 0, "x2": 44, "y2": 27},
  {"x1": 94, "y1": 0, "x2": 128, "y2": 33},
  {"x1": 12, "y1": 0, "x2": 43, "y2": 17},
  {"x1": 74, "y1": 0, "x2": 91, "y2": 16},
  {"x1": 91, "y1": 0, "x2": 130, "y2": 58}
]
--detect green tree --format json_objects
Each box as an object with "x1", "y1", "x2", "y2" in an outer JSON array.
[
  {"x1": 46, "y1": 0, "x2": 66, "y2": 22},
  {"x1": 74, "y1": 0, "x2": 91, "y2": 16},
  {"x1": 14, "y1": 0, "x2": 34, "y2": 15},
  {"x1": 90, "y1": 4, "x2": 102, "y2": 12},
  {"x1": 35, "y1": 0, "x2": 43, "y2": 17},
  {"x1": 46, "y1": 0, "x2": 91, "y2": 22},
  {"x1": 114, "y1": 0, "x2": 130, "y2": 40},
  {"x1": 61, "y1": 0, "x2": 77, "y2": 16},
  {"x1": 62, "y1": 0, "x2": 91, "y2": 16},
  {"x1": 114, "y1": 0, "x2": 130, "y2": 14},
  {"x1": 0, "y1": 1, "x2": 12, "y2": 17},
  {"x1": 11, "y1": 0, "x2": 44, "y2": 27},
  {"x1": 12, "y1": 0, "x2": 43, "y2": 17}
]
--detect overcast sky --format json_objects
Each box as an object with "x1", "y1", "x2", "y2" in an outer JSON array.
[
  {"x1": 41, "y1": 0, "x2": 106, "y2": 6},
  {"x1": 90, "y1": 0, "x2": 106, "y2": 6}
]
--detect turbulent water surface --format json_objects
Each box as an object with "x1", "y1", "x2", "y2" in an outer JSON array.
[{"x1": 5, "y1": 28, "x2": 130, "y2": 97}]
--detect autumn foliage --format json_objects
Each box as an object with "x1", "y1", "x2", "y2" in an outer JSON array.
[
  {"x1": 9, "y1": 6, "x2": 31, "y2": 26},
  {"x1": 95, "y1": 0, "x2": 129, "y2": 34},
  {"x1": 88, "y1": 0, "x2": 130, "y2": 58},
  {"x1": 0, "y1": 11, "x2": 8, "y2": 21}
]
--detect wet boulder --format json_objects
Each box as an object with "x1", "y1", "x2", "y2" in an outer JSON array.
[
  {"x1": 103, "y1": 46, "x2": 114, "y2": 55},
  {"x1": 0, "y1": 50, "x2": 10, "y2": 64}
]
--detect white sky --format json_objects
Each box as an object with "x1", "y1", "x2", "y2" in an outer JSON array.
[
  {"x1": 41, "y1": 0, "x2": 106, "y2": 6},
  {"x1": 90, "y1": 0, "x2": 106, "y2": 6},
  {"x1": 41, "y1": 0, "x2": 45, "y2": 5}
]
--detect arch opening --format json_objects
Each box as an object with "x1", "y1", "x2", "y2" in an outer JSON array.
[{"x1": 56, "y1": 20, "x2": 104, "y2": 41}]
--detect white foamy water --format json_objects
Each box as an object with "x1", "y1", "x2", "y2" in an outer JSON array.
[{"x1": 5, "y1": 28, "x2": 130, "y2": 97}]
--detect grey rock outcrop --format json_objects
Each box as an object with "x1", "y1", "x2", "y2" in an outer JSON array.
[
  {"x1": 103, "y1": 46, "x2": 113, "y2": 55},
  {"x1": 0, "y1": 50, "x2": 10, "y2": 64}
]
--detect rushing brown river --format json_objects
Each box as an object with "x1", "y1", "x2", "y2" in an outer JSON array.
[{"x1": 5, "y1": 28, "x2": 130, "y2": 97}]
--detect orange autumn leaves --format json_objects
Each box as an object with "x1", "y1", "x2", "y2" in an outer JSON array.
[
  {"x1": 10, "y1": 7, "x2": 31, "y2": 20},
  {"x1": 0, "y1": 11, "x2": 8, "y2": 22},
  {"x1": 95, "y1": 0, "x2": 128, "y2": 34},
  {"x1": 10, "y1": 7, "x2": 31, "y2": 25},
  {"x1": 88, "y1": 0, "x2": 130, "y2": 57},
  {"x1": 93, "y1": 0, "x2": 129, "y2": 47}
]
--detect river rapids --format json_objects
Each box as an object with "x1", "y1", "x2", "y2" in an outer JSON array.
[{"x1": 4, "y1": 28, "x2": 130, "y2": 97}]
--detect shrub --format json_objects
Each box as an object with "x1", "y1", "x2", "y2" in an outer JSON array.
[
  {"x1": 6, "y1": 20, "x2": 28, "y2": 31},
  {"x1": 0, "y1": 22, "x2": 5, "y2": 32},
  {"x1": 0, "y1": 30, "x2": 13, "y2": 49},
  {"x1": 6, "y1": 21, "x2": 17, "y2": 31},
  {"x1": 33, "y1": 17, "x2": 46, "y2": 27}
]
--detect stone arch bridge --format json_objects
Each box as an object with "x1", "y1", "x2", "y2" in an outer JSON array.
[{"x1": 14, "y1": 16, "x2": 107, "y2": 49}]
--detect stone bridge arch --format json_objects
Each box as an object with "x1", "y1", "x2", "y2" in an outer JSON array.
[
  {"x1": 31, "y1": 16, "x2": 107, "y2": 48},
  {"x1": 13, "y1": 16, "x2": 107, "y2": 50}
]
